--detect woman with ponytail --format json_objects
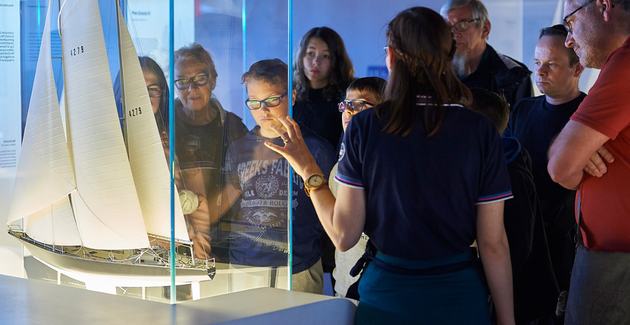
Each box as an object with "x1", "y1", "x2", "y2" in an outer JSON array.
[{"x1": 266, "y1": 7, "x2": 514, "y2": 324}]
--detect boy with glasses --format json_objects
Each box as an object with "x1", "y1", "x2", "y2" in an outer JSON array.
[
  {"x1": 332, "y1": 77, "x2": 386, "y2": 301},
  {"x1": 220, "y1": 59, "x2": 335, "y2": 293}
]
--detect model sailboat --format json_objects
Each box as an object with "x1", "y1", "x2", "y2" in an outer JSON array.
[{"x1": 7, "y1": 0, "x2": 214, "y2": 286}]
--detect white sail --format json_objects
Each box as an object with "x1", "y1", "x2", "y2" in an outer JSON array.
[
  {"x1": 117, "y1": 7, "x2": 189, "y2": 241},
  {"x1": 59, "y1": 0, "x2": 149, "y2": 249},
  {"x1": 7, "y1": 0, "x2": 76, "y2": 225},
  {"x1": 26, "y1": 196, "x2": 82, "y2": 246}
]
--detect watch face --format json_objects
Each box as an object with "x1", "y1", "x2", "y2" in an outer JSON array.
[{"x1": 308, "y1": 174, "x2": 324, "y2": 187}]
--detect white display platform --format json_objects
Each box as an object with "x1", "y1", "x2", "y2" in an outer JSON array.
[{"x1": 0, "y1": 274, "x2": 356, "y2": 324}]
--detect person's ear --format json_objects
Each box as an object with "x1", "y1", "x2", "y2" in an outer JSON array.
[
  {"x1": 574, "y1": 61, "x2": 585, "y2": 77},
  {"x1": 386, "y1": 46, "x2": 395, "y2": 72},
  {"x1": 209, "y1": 76, "x2": 217, "y2": 91},
  {"x1": 292, "y1": 89, "x2": 296, "y2": 106},
  {"x1": 600, "y1": 0, "x2": 614, "y2": 22},
  {"x1": 481, "y1": 20, "x2": 491, "y2": 39}
]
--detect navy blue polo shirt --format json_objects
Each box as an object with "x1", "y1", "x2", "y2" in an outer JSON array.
[{"x1": 336, "y1": 99, "x2": 512, "y2": 261}]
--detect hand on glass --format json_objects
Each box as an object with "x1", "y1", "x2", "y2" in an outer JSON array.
[
  {"x1": 583, "y1": 145, "x2": 614, "y2": 177},
  {"x1": 264, "y1": 116, "x2": 321, "y2": 179}
]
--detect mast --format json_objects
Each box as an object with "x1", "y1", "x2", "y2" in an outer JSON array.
[{"x1": 116, "y1": 0, "x2": 129, "y2": 150}]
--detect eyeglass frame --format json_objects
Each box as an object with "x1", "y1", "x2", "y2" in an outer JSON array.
[
  {"x1": 563, "y1": 0, "x2": 595, "y2": 34},
  {"x1": 245, "y1": 91, "x2": 288, "y2": 110},
  {"x1": 147, "y1": 86, "x2": 162, "y2": 98},
  {"x1": 174, "y1": 73, "x2": 210, "y2": 90},
  {"x1": 338, "y1": 100, "x2": 375, "y2": 113},
  {"x1": 449, "y1": 18, "x2": 481, "y2": 32}
]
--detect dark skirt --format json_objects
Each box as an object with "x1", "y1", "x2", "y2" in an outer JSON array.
[{"x1": 354, "y1": 250, "x2": 491, "y2": 325}]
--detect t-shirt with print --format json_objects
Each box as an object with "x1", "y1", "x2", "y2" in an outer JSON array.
[
  {"x1": 569, "y1": 35, "x2": 630, "y2": 252},
  {"x1": 224, "y1": 124, "x2": 336, "y2": 273},
  {"x1": 336, "y1": 98, "x2": 512, "y2": 260}
]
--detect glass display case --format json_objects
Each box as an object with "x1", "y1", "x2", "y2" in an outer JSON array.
[
  {"x1": 0, "y1": 0, "x2": 598, "y2": 305},
  {"x1": 0, "y1": 0, "x2": 294, "y2": 303}
]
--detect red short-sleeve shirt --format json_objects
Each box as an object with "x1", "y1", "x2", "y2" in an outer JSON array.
[{"x1": 570, "y1": 35, "x2": 630, "y2": 252}]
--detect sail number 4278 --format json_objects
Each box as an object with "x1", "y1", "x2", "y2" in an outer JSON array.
[{"x1": 129, "y1": 107, "x2": 143, "y2": 117}]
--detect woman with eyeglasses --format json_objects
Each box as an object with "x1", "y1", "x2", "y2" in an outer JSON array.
[
  {"x1": 267, "y1": 7, "x2": 514, "y2": 325},
  {"x1": 173, "y1": 43, "x2": 248, "y2": 261}
]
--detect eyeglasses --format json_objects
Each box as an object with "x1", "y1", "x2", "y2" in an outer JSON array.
[
  {"x1": 174, "y1": 74, "x2": 209, "y2": 90},
  {"x1": 338, "y1": 100, "x2": 374, "y2": 113},
  {"x1": 245, "y1": 92, "x2": 288, "y2": 110},
  {"x1": 563, "y1": 0, "x2": 594, "y2": 34},
  {"x1": 449, "y1": 19, "x2": 480, "y2": 32},
  {"x1": 147, "y1": 86, "x2": 162, "y2": 98}
]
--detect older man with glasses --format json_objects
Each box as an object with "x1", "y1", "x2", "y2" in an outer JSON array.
[
  {"x1": 440, "y1": 0, "x2": 533, "y2": 109},
  {"x1": 548, "y1": 0, "x2": 630, "y2": 323}
]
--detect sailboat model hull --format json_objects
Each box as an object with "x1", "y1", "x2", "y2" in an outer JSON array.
[{"x1": 10, "y1": 230, "x2": 215, "y2": 287}]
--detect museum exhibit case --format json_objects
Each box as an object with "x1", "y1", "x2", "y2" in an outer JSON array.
[
  {"x1": 0, "y1": 0, "x2": 295, "y2": 303},
  {"x1": 0, "y1": 0, "x2": 597, "y2": 305}
]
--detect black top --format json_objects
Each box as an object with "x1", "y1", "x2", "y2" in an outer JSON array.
[
  {"x1": 462, "y1": 44, "x2": 533, "y2": 109},
  {"x1": 504, "y1": 93, "x2": 586, "y2": 235},
  {"x1": 293, "y1": 87, "x2": 344, "y2": 150},
  {"x1": 336, "y1": 100, "x2": 512, "y2": 260},
  {"x1": 502, "y1": 137, "x2": 559, "y2": 323}
]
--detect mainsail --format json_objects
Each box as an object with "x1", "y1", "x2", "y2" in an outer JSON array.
[
  {"x1": 7, "y1": 1, "x2": 76, "y2": 226},
  {"x1": 117, "y1": 7, "x2": 189, "y2": 242},
  {"x1": 59, "y1": 0, "x2": 149, "y2": 249}
]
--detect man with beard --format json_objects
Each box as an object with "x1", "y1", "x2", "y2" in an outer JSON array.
[
  {"x1": 548, "y1": 0, "x2": 630, "y2": 322},
  {"x1": 440, "y1": 0, "x2": 533, "y2": 108}
]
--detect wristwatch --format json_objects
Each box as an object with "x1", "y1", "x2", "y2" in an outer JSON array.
[{"x1": 304, "y1": 173, "x2": 327, "y2": 197}]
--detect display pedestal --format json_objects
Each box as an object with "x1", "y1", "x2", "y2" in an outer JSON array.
[{"x1": 0, "y1": 274, "x2": 356, "y2": 324}]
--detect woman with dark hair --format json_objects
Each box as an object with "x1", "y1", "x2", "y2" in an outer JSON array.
[
  {"x1": 266, "y1": 7, "x2": 514, "y2": 325},
  {"x1": 139, "y1": 56, "x2": 169, "y2": 134},
  {"x1": 292, "y1": 27, "x2": 354, "y2": 149}
]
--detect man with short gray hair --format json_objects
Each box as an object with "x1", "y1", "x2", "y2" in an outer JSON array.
[
  {"x1": 548, "y1": 0, "x2": 630, "y2": 322},
  {"x1": 440, "y1": 0, "x2": 533, "y2": 108}
]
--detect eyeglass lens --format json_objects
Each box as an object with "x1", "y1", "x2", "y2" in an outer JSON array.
[
  {"x1": 245, "y1": 93, "x2": 286, "y2": 110},
  {"x1": 175, "y1": 74, "x2": 208, "y2": 90},
  {"x1": 339, "y1": 101, "x2": 372, "y2": 113}
]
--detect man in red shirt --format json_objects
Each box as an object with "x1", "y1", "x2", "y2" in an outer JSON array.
[
  {"x1": 549, "y1": 0, "x2": 630, "y2": 253},
  {"x1": 548, "y1": 0, "x2": 630, "y2": 322}
]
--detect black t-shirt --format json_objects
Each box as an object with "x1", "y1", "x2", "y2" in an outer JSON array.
[
  {"x1": 504, "y1": 93, "x2": 585, "y2": 234},
  {"x1": 293, "y1": 87, "x2": 344, "y2": 150},
  {"x1": 336, "y1": 99, "x2": 513, "y2": 260}
]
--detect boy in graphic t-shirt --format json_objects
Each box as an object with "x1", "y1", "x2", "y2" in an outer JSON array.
[{"x1": 221, "y1": 59, "x2": 335, "y2": 294}]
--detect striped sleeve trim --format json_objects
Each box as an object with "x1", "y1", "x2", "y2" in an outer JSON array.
[
  {"x1": 335, "y1": 174, "x2": 364, "y2": 189},
  {"x1": 476, "y1": 191, "x2": 513, "y2": 204}
]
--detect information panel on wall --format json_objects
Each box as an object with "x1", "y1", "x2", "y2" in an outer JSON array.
[
  {"x1": 125, "y1": 0, "x2": 194, "y2": 82},
  {"x1": 0, "y1": 0, "x2": 21, "y2": 223}
]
